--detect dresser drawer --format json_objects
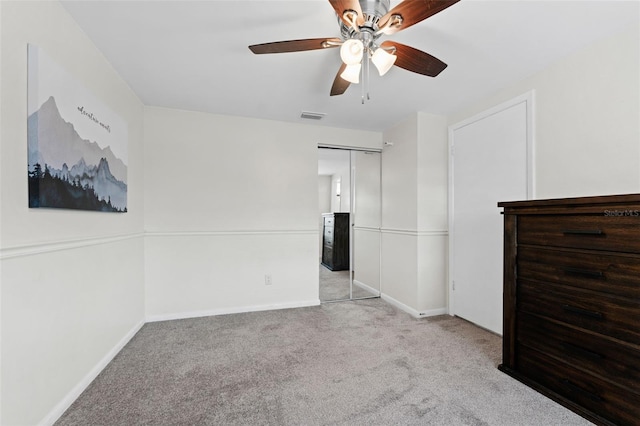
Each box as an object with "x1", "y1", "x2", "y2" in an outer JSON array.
[
  {"x1": 323, "y1": 227, "x2": 334, "y2": 245},
  {"x1": 518, "y1": 279, "x2": 640, "y2": 345},
  {"x1": 516, "y1": 345, "x2": 640, "y2": 426},
  {"x1": 518, "y1": 247, "x2": 640, "y2": 299},
  {"x1": 517, "y1": 312, "x2": 640, "y2": 391},
  {"x1": 518, "y1": 214, "x2": 640, "y2": 253},
  {"x1": 323, "y1": 216, "x2": 335, "y2": 227}
]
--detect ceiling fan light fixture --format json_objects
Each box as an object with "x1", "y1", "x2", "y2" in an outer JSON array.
[
  {"x1": 340, "y1": 63, "x2": 361, "y2": 84},
  {"x1": 247, "y1": 0, "x2": 461, "y2": 99},
  {"x1": 371, "y1": 47, "x2": 396, "y2": 76},
  {"x1": 340, "y1": 39, "x2": 364, "y2": 65}
]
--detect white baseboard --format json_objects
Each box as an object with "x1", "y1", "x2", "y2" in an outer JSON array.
[
  {"x1": 146, "y1": 299, "x2": 321, "y2": 322},
  {"x1": 416, "y1": 307, "x2": 449, "y2": 317},
  {"x1": 39, "y1": 319, "x2": 145, "y2": 426},
  {"x1": 381, "y1": 293, "x2": 448, "y2": 319},
  {"x1": 353, "y1": 279, "x2": 380, "y2": 297}
]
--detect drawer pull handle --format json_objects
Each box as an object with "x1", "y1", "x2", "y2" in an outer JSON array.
[
  {"x1": 562, "y1": 229, "x2": 603, "y2": 236},
  {"x1": 561, "y1": 267, "x2": 604, "y2": 278},
  {"x1": 562, "y1": 305, "x2": 603, "y2": 320},
  {"x1": 561, "y1": 379, "x2": 603, "y2": 402},
  {"x1": 561, "y1": 342, "x2": 603, "y2": 360}
]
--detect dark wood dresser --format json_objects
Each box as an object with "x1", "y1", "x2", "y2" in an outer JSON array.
[
  {"x1": 321, "y1": 212, "x2": 349, "y2": 271},
  {"x1": 498, "y1": 194, "x2": 640, "y2": 426}
]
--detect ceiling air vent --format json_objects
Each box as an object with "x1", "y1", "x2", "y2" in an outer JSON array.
[{"x1": 300, "y1": 111, "x2": 326, "y2": 120}]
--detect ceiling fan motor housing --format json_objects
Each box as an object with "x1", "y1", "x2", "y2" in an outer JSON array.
[
  {"x1": 339, "y1": 0, "x2": 390, "y2": 39},
  {"x1": 361, "y1": 0, "x2": 391, "y2": 20}
]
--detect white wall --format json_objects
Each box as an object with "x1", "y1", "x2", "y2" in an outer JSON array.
[
  {"x1": 330, "y1": 174, "x2": 342, "y2": 212},
  {"x1": 318, "y1": 175, "x2": 331, "y2": 254},
  {"x1": 381, "y1": 113, "x2": 449, "y2": 316},
  {"x1": 144, "y1": 107, "x2": 381, "y2": 320},
  {"x1": 382, "y1": 115, "x2": 419, "y2": 232},
  {"x1": 381, "y1": 115, "x2": 419, "y2": 311},
  {"x1": 449, "y1": 24, "x2": 640, "y2": 198},
  {"x1": 330, "y1": 159, "x2": 351, "y2": 214},
  {"x1": 416, "y1": 113, "x2": 449, "y2": 312},
  {"x1": 417, "y1": 113, "x2": 449, "y2": 232},
  {"x1": 0, "y1": 1, "x2": 145, "y2": 425},
  {"x1": 319, "y1": 175, "x2": 332, "y2": 216}
]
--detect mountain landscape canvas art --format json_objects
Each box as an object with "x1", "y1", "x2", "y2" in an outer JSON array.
[{"x1": 27, "y1": 45, "x2": 128, "y2": 212}]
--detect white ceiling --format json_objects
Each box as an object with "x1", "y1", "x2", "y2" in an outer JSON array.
[{"x1": 60, "y1": 0, "x2": 639, "y2": 132}]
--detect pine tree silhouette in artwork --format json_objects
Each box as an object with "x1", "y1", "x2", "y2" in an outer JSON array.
[
  {"x1": 28, "y1": 161, "x2": 122, "y2": 212},
  {"x1": 29, "y1": 163, "x2": 43, "y2": 179},
  {"x1": 28, "y1": 163, "x2": 43, "y2": 207}
]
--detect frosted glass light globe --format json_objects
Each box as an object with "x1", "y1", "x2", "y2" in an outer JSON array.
[
  {"x1": 371, "y1": 48, "x2": 397, "y2": 76},
  {"x1": 340, "y1": 39, "x2": 364, "y2": 65},
  {"x1": 340, "y1": 63, "x2": 361, "y2": 84}
]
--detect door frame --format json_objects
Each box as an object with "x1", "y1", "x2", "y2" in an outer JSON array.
[{"x1": 447, "y1": 91, "x2": 535, "y2": 320}]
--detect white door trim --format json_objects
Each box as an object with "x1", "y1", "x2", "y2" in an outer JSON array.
[{"x1": 447, "y1": 91, "x2": 535, "y2": 318}]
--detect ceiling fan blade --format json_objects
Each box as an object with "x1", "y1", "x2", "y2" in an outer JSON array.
[
  {"x1": 379, "y1": 0, "x2": 460, "y2": 35},
  {"x1": 328, "y1": 0, "x2": 365, "y2": 27},
  {"x1": 381, "y1": 41, "x2": 447, "y2": 77},
  {"x1": 330, "y1": 63, "x2": 350, "y2": 96},
  {"x1": 249, "y1": 38, "x2": 342, "y2": 54}
]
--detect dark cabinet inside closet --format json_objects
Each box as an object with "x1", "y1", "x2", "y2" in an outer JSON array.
[{"x1": 321, "y1": 212, "x2": 349, "y2": 271}]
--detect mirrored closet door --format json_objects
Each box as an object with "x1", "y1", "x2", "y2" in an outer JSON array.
[{"x1": 318, "y1": 148, "x2": 381, "y2": 302}]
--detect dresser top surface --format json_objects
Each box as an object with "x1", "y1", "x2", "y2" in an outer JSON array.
[{"x1": 498, "y1": 193, "x2": 640, "y2": 210}]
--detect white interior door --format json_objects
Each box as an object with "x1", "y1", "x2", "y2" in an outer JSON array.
[{"x1": 449, "y1": 94, "x2": 532, "y2": 334}]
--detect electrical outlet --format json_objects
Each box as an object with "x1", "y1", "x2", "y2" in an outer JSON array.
[{"x1": 265, "y1": 274, "x2": 272, "y2": 285}]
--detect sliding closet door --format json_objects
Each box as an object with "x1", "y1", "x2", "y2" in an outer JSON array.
[
  {"x1": 318, "y1": 148, "x2": 351, "y2": 302},
  {"x1": 352, "y1": 151, "x2": 381, "y2": 298},
  {"x1": 318, "y1": 148, "x2": 380, "y2": 302}
]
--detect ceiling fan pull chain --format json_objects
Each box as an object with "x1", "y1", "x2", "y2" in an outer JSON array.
[
  {"x1": 365, "y1": 51, "x2": 371, "y2": 102},
  {"x1": 361, "y1": 53, "x2": 368, "y2": 104}
]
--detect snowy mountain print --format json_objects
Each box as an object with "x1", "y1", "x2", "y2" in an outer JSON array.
[{"x1": 28, "y1": 96, "x2": 127, "y2": 212}]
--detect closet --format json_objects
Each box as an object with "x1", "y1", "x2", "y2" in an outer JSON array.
[{"x1": 317, "y1": 148, "x2": 381, "y2": 302}]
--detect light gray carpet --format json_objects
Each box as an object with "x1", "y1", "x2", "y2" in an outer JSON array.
[
  {"x1": 56, "y1": 299, "x2": 592, "y2": 426},
  {"x1": 319, "y1": 264, "x2": 376, "y2": 302}
]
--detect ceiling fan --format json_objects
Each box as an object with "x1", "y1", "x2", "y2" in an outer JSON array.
[{"x1": 248, "y1": 0, "x2": 460, "y2": 99}]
